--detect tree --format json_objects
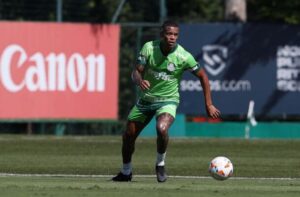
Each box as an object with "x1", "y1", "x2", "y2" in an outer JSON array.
[
  {"x1": 225, "y1": 0, "x2": 247, "y2": 22},
  {"x1": 247, "y1": 0, "x2": 300, "y2": 24}
]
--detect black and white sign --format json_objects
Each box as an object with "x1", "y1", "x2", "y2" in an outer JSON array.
[{"x1": 178, "y1": 23, "x2": 300, "y2": 117}]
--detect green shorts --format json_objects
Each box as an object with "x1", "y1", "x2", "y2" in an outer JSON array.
[{"x1": 128, "y1": 99, "x2": 178, "y2": 123}]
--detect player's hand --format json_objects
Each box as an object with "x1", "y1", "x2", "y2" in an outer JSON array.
[
  {"x1": 206, "y1": 105, "x2": 221, "y2": 119},
  {"x1": 138, "y1": 80, "x2": 150, "y2": 91}
]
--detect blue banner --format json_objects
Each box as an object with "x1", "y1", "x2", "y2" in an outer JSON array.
[{"x1": 178, "y1": 23, "x2": 300, "y2": 117}]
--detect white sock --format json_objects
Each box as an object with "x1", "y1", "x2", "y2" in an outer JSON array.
[
  {"x1": 156, "y1": 152, "x2": 166, "y2": 166},
  {"x1": 121, "y1": 162, "x2": 132, "y2": 175}
]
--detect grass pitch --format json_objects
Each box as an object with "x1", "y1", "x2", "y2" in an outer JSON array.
[
  {"x1": 0, "y1": 176, "x2": 299, "y2": 197},
  {"x1": 0, "y1": 135, "x2": 300, "y2": 196}
]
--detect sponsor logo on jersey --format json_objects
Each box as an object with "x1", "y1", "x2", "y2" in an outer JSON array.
[
  {"x1": 167, "y1": 62, "x2": 175, "y2": 72},
  {"x1": 148, "y1": 69, "x2": 173, "y2": 81}
]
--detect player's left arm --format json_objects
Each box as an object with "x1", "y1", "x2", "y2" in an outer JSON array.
[
  {"x1": 193, "y1": 68, "x2": 221, "y2": 119},
  {"x1": 185, "y1": 51, "x2": 221, "y2": 119}
]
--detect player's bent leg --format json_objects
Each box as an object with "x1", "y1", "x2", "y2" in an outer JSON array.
[
  {"x1": 156, "y1": 113, "x2": 174, "y2": 153},
  {"x1": 112, "y1": 121, "x2": 147, "y2": 182},
  {"x1": 113, "y1": 105, "x2": 154, "y2": 182},
  {"x1": 122, "y1": 120, "x2": 147, "y2": 163},
  {"x1": 155, "y1": 112, "x2": 175, "y2": 182}
]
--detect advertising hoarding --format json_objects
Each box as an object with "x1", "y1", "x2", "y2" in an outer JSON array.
[
  {"x1": 0, "y1": 22, "x2": 119, "y2": 120},
  {"x1": 178, "y1": 23, "x2": 300, "y2": 117}
]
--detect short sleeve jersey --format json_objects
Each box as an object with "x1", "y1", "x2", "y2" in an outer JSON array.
[{"x1": 136, "y1": 40, "x2": 200, "y2": 104}]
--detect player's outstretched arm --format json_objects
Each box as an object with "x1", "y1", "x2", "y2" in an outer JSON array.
[{"x1": 195, "y1": 68, "x2": 221, "y2": 119}]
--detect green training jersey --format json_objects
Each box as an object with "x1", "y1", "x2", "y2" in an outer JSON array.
[{"x1": 136, "y1": 40, "x2": 201, "y2": 104}]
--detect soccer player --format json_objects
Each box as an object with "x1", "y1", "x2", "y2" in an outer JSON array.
[{"x1": 113, "y1": 20, "x2": 220, "y2": 182}]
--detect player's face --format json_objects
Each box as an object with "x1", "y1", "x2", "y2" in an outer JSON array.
[{"x1": 161, "y1": 26, "x2": 179, "y2": 49}]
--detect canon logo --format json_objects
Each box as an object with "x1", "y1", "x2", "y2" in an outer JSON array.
[{"x1": 0, "y1": 44, "x2": 105, "y2": 92}]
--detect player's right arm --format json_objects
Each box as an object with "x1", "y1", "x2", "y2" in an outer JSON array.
[
  {"x1": 131, "y1": 42, "x2": 152, "y2": 91},
  {"x1": 131, "y1": 64, "x2": 150, "y2": 90}
]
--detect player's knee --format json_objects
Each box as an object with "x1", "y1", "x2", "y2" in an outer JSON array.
[
  {"x1": 123, "y1": 121, "x2": 140, "y2": 139},
  {"x1": 156, "y1": 122, "x2": 169, "y2": 136},
  {"x1": 123, "y1": 130, "x2": 136, "y2": 139}
]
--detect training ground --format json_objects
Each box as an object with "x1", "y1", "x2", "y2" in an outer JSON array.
[{"x1": 0, "y1": 135, "x2": 299, "y2": 197}]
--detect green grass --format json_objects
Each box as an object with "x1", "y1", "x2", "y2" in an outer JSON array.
[
  {"x1": 0, "y1": 176, "x2": 299, "y2": 197},
  {"x1": 0, "y1": 135, "x2": 300, "y2": 196}
]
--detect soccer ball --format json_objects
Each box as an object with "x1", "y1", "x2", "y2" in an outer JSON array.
[{"x1": 208, "y1": 156, "x2": 233, "y2": 180}]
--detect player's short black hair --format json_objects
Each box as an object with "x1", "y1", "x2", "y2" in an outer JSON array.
[{"x1": 161, "y1": 20, "x2": 179, "y2": 31}]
